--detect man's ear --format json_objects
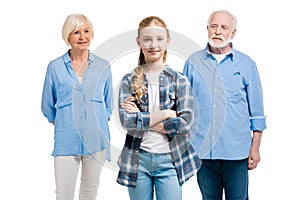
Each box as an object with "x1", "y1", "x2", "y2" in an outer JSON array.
[{"x1": 231, "y1": 29, "x2": 237, "y2": 39}]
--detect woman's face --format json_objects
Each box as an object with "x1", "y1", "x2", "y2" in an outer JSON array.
[
  {"x1": 137, "y1": 24, "x2": 169, "y2": 64},
  {"x1": 68, "y1": 23, "x2": 92, "y2": 51}
]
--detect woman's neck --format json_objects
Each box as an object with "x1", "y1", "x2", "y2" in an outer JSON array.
[
  {"x1": 69, "y1": 49, "x2": 89, "y2": 62},
  {"x1": 69, "y1": 49, "x2": 89, "y2": 76}
]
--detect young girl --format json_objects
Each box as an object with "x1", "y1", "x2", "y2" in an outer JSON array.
[{"x1": 116, "y1": 16, "x2": 201, "y2": 200}]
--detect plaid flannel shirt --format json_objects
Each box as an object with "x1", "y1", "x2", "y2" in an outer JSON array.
[{"x1": 117, "y1": 66, "x2": 201, "y2": 187}]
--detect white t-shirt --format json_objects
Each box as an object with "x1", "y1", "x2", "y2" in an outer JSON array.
[
  {"x1": 77, "y1": 76, "x2": 83, "y2": 84},
  {"x1": 140, "y1": 72, "x2": 171, "y2": 154},
  {"x1": 211, "y1": 52, "x2": 231, "y2": 63}
]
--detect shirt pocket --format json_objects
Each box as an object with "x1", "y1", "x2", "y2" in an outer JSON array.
[
  {"x1": 222, "y1": 74, "x2": 245, "y2": 104},
  {"x1": 90, "y1": 80, "x2": 105, "y2": 103},
  {"x1": 56, "y1": 83, "x2": 73, "y2": 108}
]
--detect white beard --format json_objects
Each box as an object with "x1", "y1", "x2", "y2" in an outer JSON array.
[{"x1": 208, "y1": 34, "x2": 232, "y2": 48}]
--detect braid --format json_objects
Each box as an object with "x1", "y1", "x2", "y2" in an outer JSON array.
[{"x1": 126, "y1": 66, "x2": 147, "y2": 104}]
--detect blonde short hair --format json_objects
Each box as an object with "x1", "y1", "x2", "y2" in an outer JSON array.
[{"x1": 62, "y1": 14, "x2": 94, "y2": 46}]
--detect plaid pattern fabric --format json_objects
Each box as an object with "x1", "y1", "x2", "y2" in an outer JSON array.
[{"x1": 117, "y1": 66, "x2": 201, "y2": 187}]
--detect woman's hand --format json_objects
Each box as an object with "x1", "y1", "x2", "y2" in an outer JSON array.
[{"x1": 121, "y1": 101, "x2": 140, "y2": 113}]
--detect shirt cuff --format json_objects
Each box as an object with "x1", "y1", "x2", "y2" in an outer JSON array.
[
  {"x1": 250, "y1": 116, "x2": 267, "y2": 131},
  {"x1": 45, "y1": 111, "x2": 56, "y2": 123},
  {"x1": 136, "y1": 112, "x2": 150, "y2": 130},
  {"x1": 163, "y1": 118, "x2": 180, "y2": 138}
]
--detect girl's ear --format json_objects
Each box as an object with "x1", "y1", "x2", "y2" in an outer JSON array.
[{"x1": 136, "y1": 37, "x2": 140, "y2": 47}]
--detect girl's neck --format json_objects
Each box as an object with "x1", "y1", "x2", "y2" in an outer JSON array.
[{"x1": 143, "y1": 63, "x2": 165, "y2": 73}]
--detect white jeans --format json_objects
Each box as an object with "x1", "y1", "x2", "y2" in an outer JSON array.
[{"x1": 54, "y1": 150, "x2": 106, "y2": 200}]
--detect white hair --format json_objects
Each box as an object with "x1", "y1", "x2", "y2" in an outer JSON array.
[
  {"x1": 207, "y1": 10, "x2": 237, "y2": 30},
  {"x1": 61, "y1": 14, "x2": 94, "y2": 46}
]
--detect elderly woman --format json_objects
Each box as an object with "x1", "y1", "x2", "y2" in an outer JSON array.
[{"x1": 41, "y1": 14, "x2": 113, "y2": 200}]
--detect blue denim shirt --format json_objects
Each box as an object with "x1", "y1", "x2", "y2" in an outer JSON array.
[
  {"x1": 183, "y1": 44, "x2": 267, "y2": 160},
  {"x1": 41, "y1": 51, "x2": 113, "y2": 159},
  {"x1": 117, "y1": 66, "x2": 201, "y2": 187}
]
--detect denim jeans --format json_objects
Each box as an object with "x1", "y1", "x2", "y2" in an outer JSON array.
[
  {"x1": 128, "y1": 149, "x2": 182, "y2": 200},
  {"x1": 197, "y1": 159, "x2": 249, "y2": 200}
]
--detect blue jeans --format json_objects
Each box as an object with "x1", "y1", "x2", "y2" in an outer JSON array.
[
  {"x1": 197, "y1": 159, "x2": 249, "y2": 200},
  {"x1": 128, "y1": 149, "x2": 182, "y2": 200}
]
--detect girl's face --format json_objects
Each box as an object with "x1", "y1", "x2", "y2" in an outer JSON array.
[
  {"x1": 68, "y1": 23, "x2": 92, "y2": 51},
  {"x1": 137, "y1": 24, "x2": 169, "y2": 64}
]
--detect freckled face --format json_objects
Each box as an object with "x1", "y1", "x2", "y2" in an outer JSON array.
[
  {"x1": 137, "y1": 25, "x2": 169, "y2": 64},
  {"x1": 68, "y1": 24, "x2": 92, "y2": 50}
]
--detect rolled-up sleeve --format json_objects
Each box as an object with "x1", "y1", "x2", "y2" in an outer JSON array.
[
  {"x1": 246, "y1": 60, "x2": 267, "y2": 131},
  {"x1": 250, "y1": 116, "x2": 266, "y2": 131},
  {"x1": 164, "y1": 74, "x2": 194, "y2": 138}
]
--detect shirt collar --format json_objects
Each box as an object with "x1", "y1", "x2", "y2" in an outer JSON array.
[
  {"x1": 161, "y1": 65, "x2": 173, "y2": 77},
  {"x1": 204, "y1": 43, "x2": 235, "y2": 61},
  {"x1": 142, "y1": 65, "x2": 173, "y2": 77},
  {"x1": 63, "y1": 50, "x2": 94, "y2": 66}
]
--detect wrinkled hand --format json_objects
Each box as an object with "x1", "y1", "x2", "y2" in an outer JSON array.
[{"x1": 121, "y1": 101, "x2": 140, "y2": 113}]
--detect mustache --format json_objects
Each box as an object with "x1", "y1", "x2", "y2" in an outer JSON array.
[{"x1": 209, "y1": 34, "x2": 225, "y2": 41}]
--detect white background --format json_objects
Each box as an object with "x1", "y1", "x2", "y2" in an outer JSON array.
[{"x1": 1, "y1": 0, "x2": 299, "y2": 199}]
